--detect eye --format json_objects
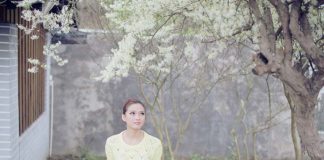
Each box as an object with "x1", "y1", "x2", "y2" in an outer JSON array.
[
  {"x1": 129, "y1": 112, "x2": 135, "y2": 115},
  {"x1": 140, "y1": 112, "x2": 145, "y2": 115}
]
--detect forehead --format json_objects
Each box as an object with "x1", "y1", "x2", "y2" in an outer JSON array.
[{"x1": 126, "y1": 103, "x2": 145, "y2": 112}]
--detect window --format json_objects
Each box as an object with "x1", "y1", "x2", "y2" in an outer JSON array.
[{"x1": 0, "y1": 6, "x2": 45, "y2": 135}]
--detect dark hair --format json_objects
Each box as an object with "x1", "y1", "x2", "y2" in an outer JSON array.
[{"x1": 123, "y1": 99, "x2": 145, "y2": 114}]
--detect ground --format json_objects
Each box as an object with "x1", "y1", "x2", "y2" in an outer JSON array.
[{"x1": 48, "y1": 154, "x2": 105, "y2": 160}]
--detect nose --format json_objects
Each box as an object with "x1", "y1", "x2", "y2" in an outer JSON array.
[{"x1": 135, "y1": 113, "x2": 141, "y2": 119}]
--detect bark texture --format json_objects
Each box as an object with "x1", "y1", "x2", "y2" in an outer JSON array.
[
  {"x1": 284, "y1": 84, "x2": 302, "y2": 160},
  {"x1": 284, "y1": 84, "x2": 324, "y2": 159},
  {"x1": 248, "y1": 0, "x2": 324, "y2": 159}
]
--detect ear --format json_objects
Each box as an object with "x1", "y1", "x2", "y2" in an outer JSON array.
[{"x1": 122, "y1": 114, "x2": 126, "y2": 122}]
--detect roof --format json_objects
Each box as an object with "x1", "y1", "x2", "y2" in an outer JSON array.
[{"x1": 0, "y1": 0, "x2": 73, "y2": 14}]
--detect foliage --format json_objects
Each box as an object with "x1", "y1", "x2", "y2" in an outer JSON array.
[
  {"x1": 190, "y1": 154, "x2": 205, "y2": 160},
  {"x1": 47, "y1": 148, "x2": 105, "y2": 160},
  {"x1": 97, "y1": 0, "x2": 323, "y2": 82},
  {"x1": 16, "y1": 0, "x2": 75, "y2": 72},
  {"x1": 79, "y1": 148, "x2": 106, "y2": 160},
  {"x1": 136, "y1": 46, "x2": 244, "y2": 159},
  {"x1": 96, "y1": 0, "x2": 253, "y2": 82},
  {"x1": 15, "y1": 0, "x2": 323, "y2": 82},
  {"x1": 96, "y1": 0, "x2": 324, "y2": 158},
  {"x1": 15, "y1": 0, "x2": 324, "y2": 158},
  {"x1": 189, "y1": 153, "x2": 235, "y2": 160}
]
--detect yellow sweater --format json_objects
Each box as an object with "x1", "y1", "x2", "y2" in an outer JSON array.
[{"x1": 105, "y1": 131, "x2": 162, "y2": 160}]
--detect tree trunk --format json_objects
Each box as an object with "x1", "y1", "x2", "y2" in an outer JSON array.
[
  {"x1": 283, "y1": 84, "x2": 302, "y2": 160},
  {"x1": 291, "y1": 109, "x2": 302, "y2": 160},
  {"x1": 295, "y1": 105, "x2": 323, "y2": 160},
  {"x1": 285, "y1": 85, "x2": 324, "y2": 160}
]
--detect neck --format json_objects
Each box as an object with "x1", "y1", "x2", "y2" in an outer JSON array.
[
  {"x1": 124, "y1": 129, "x2": 143, "y2": 138},
  {"x1": 122, "y1": 129, "x2": 144, "y2": 145}
]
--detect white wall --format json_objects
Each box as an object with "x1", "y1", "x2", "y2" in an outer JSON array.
[
  {"x1": 0, "y1": 23, "x2": 51, "y2": 160},
  {"x1": 19, "y1": 111, "x2": 49, "y2": 160},
  {"x1": 18, "y1": 32, "x2": 52, "y2": 160},
  {"x1": 0, "y1": 23, "x2": 19, "y2": 160}
]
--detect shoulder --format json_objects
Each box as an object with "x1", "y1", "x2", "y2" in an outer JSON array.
[
  {"x1": 106, "y1": 133, "x2": 121, "y2": 145},
  {"x1": 144, "y1": 132, "x2": 162, "y2": 146}
]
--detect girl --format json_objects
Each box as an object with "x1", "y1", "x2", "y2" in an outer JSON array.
[{"x1": 105, "y1": 99, "x2": 162, "y2": 160}]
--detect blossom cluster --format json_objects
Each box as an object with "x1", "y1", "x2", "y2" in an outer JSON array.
[
  {"x1": 96, "y1": 0, "x2": 254, "y2": 82},
  {"x1": 16, "y1": 0, "x2": 74, "y2": 73},
  {"x1": 95, "y1": 33, "x2": 137, "y2": 82},
  {"x1": 43, "y1": 41, "x2": 68, "y2": 66},
  {"x1": 17, "y1": 5, "x2": 74, "y2": 36}
]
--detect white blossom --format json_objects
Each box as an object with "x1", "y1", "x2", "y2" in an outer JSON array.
[
  {"x1": 21, "y1": 10, "x2": 33, "y2": 21},
  {"x1": 97, "y1": 0, "x2": 254, "y2": 82},
  {"x1": 27, "y1": 58, "x2": 40, "y2": 65},
  {"x1": 43, "y1": 41, "x2": 68, "y2": 66},
  {"x1": 184, "y1": 41, "x2": 199, "y2": 60},
  {"x1": 27, "y1": 66, "x2": 39, "y2": 73},
  {"x1": 17, "y1": 0, "x2": 44, "y2": 9},
  {"x1": 95, "y1": 33, "x2": 137, "y2": 82},
  {"x1": 31, "y1": 35, "x2": 39, "y2": 40}
]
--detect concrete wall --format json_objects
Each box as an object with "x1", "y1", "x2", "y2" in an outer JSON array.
[
  {"x1": 0, "y1": 23, "x2": 51, "y2": 160},
  {"x1": 51, "y1": 33, "x2": 295, "y2": 159},
  {"x1": 317, "y1": 92, "x2": 324, "y2": 144},
  {"x1": 317, "y1": 93, "x2": 324, "y2": 131}
]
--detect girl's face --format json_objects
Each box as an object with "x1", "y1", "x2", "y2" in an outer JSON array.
[{"x1": 122, "y1": 103, "x2": 145, "y2": 130}]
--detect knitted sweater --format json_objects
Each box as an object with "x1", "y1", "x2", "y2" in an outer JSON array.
[{"x1": 105, "y1": 131, "x2": 162, "y2": 160}]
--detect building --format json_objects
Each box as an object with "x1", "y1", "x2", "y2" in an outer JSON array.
[{"x1": 0, "y1": 0, "x2": 70, "y2": 159}]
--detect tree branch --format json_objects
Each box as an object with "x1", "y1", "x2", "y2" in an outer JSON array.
[
  {"x1": 318, "y1": 0, "x2": 324, "y2": 6},
  {"x1": 262, "y1": 4, "x2": 276, "y2": 52},
  {"x1": 248, "y1": 0, "x2": 276, "y2": 60},
  {"x1": 315, "y1": 35, "x2": 324, "y2": 44},
  {"x1": 251, "y1": 52, "x2": 280, "y2": 76},
  {"x1": 268, "y1": 0, "x2": 293, "y2": 63},
  {"x1": 201, "y1": 20, "x2": 254, "y2": 43},
  {"x1": 232, "y1": 20, "x2": 255, "y2": 37},
  {"x1": 305, "y1": 0, "x2": 324, "y2": 9},
  {"x1": 290, "y1": 1, "x2": 324, "y2": 70},
  {"x1": 274, "y1": 25, "x2": 282, "y2": 40}
]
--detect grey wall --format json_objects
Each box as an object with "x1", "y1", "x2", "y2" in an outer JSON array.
[{"x1": 52, "y1": 33, "x2": 295, "y2": 159}]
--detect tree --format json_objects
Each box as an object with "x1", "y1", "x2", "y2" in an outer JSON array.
[
  {"x1": 228, "y1": 75, "x2": 290, "y2": 160},
  {"x1": 17, "y1": 0, "x2": 323, "y2": 159},
  {"x1": 134, "y1": 39, "x2": 248, "y2": 159},
  {"x1": 15, "y1": 0, "x2": 77, "y2": 72},
  {"x1": 96, "y1": 0, "x2": 323, "y2": 159}
]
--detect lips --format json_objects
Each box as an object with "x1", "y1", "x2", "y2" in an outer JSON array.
[{"x1": 134, "y1": 122, "x2": 141, "y2": 125}]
